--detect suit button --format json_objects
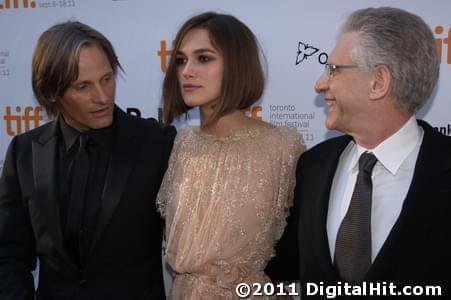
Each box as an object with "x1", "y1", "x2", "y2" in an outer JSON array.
[{"x1": 79, "y1": 279, "x2": 87, "y2": 286}]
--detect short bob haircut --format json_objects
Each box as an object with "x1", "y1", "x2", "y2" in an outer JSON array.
[
  {"x1": 162, "y1": 12, "x2": 265, "y2": 127},
  {"x1": 32, "y1": 20, "x2": 122, "y2": 117}
]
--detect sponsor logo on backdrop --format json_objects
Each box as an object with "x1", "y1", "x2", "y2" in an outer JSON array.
[
  {"x1": 298, "y1": 26, "x2": 450, "y2": 65},
  {"x1": 243, "y1": 106, "x2": 262, "y2": 120},
  {"x1": 0, "y1": 0, "x2": 36, "y2": 9},
  {"x1": 295, "y1": 41, "x2": 328, "y2": 66},
  {"x1": 0, "y1": 0, "x2": 75, "y2": 10},
  {"x1": 434, "y1": 124, "x2": 451, "y2": 136},
  {"x1": 127, "y1": 107, "x2": 142, "y2": 118},
  {"x1": 269, "y1": 104, "x2": 315, "y2": 142},
  {"x1": 0, "y1": 50, "x2": 11, "y2": 77},
  {"x1": 2, "y1": 106, "x2": 161, "y2": 137},
  {"x1": 3, "y1": 106, "x2": 47, "y2": 136},
  {"x1": 127, "y1": 107, "x2": 162, "y2": 122},
  {"x1": 434, "y1": 26, "x2": 451, "y2": 64},
  {"x1": 158, "y1": 40, "x2": 173, "y2": 73}
]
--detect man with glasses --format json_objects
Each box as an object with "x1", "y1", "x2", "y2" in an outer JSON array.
[{"x1": 270, "y1": 6, "x2": 451, "y2": 299}]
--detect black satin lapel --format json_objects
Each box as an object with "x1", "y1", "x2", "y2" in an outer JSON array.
[
  {"x1": 91, "y1": 134, "x2": 138, "y2": 247},
  {"x1": 32, "y1": 136, "x2": 78, "y2": 272},
  {"x1": 32, "y1": 138, "x2": 60, "y2": 240}
]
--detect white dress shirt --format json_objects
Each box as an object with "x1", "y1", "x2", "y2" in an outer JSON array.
[{"x1": 327, "y1": 116, "x2": 424, "y2": 262}]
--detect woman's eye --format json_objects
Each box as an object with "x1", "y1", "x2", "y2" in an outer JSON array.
[{"x1": 198, "y1": 55, "x2": 211, "y2": 63}]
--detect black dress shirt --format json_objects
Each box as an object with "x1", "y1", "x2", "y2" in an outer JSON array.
[{"x1": 57, "y1": 117, "x2": 114, "y2": 268}]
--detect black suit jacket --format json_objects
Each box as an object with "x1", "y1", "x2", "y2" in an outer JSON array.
[
  {"x1": 268, "y1": 120, "x2": 451, "y2": 299},
  {"x1": 0, "y1": 106, "x2": 175, "y2": 300}
]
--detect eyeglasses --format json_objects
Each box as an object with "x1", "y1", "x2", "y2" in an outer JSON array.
[{"x1": 324, "y1": 63, "x2": 358, "y2": 79}]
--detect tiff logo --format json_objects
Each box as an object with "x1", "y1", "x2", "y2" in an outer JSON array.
[
  {"x1": 157, "y1": 40, "x2": 172, "y2": 73},
  {"x1": 434, "y1": 26, "x2": 451, "y2": 64},
  {"x1": 0, "y1": 0, "x2": 36, "y2": 9},
  {"x1": 243, "y1": 106, "x2": 262, "y2": 120},
  {"x1": 3, "y1": 106, "x2": 46, "y2": 136}
]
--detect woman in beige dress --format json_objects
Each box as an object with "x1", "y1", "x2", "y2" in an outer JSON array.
[{"x1": 157, "y1": 12, "x2": 305, "y2": 299}]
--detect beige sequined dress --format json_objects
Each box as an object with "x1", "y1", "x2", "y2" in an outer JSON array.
[{"x1": 157, "y1": 125, "x2": 304, "y2": 299}]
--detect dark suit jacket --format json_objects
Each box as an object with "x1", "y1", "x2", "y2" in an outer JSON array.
[
  {"x1": 0, "y1": 106, "x2": 175, "y2": 300},
  {"x1": 268, "y1": 120, "x2": 451, "y2": 299}
]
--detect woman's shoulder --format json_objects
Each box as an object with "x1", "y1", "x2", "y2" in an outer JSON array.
[
  {"x1": 272, "y1": 124, "x2": 300, "y2": 138},
  {"x1": 170, "y1": 126, "x2": 198, "y2": 150},
  {"x1": 259, "y1": 121, "x2": 303, "y2": 144},
  {"x1": 246, "y1": 119, "x2": 305, "y2": 155},
  {"x1": 175, "y1": 125, "x2": 200, "y2": 139},
  {"x1": 246, "y1": 119, "x2": 297, "y2": 135},
  {"x1": 269, "y1": 125, "x2": 306, "y2": 157}
]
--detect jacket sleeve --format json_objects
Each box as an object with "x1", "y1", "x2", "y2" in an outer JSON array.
[
  {"x1": 0, "y1": 136, "x2": 36, "y2": 300},
  {"x1": 163, "y1": 124, "x2": 176, "y2": 166}
]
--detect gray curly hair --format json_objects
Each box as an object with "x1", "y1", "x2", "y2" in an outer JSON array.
[{"x1": 342, "y1": 7, "x2": 439, "y2": 114}]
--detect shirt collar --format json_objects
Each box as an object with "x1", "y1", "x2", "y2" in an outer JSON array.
[
  {"x1": 59, "y1": 116, "x2": 115, "y2": 151},
  {"x1": 59, "y1": 116, "x2": 80, "y2": 151},
  {"x1": 349, "y1": 116, "x2": 423, "y2": 175}
]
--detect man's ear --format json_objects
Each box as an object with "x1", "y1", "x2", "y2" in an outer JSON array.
[{"x1": 369, "y1": 64, "x2": 391, "y2": 101}]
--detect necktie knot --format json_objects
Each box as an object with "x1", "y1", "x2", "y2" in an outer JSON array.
[{"x1": 358, "y1": 152, "x2": 377, "y2": 174}]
